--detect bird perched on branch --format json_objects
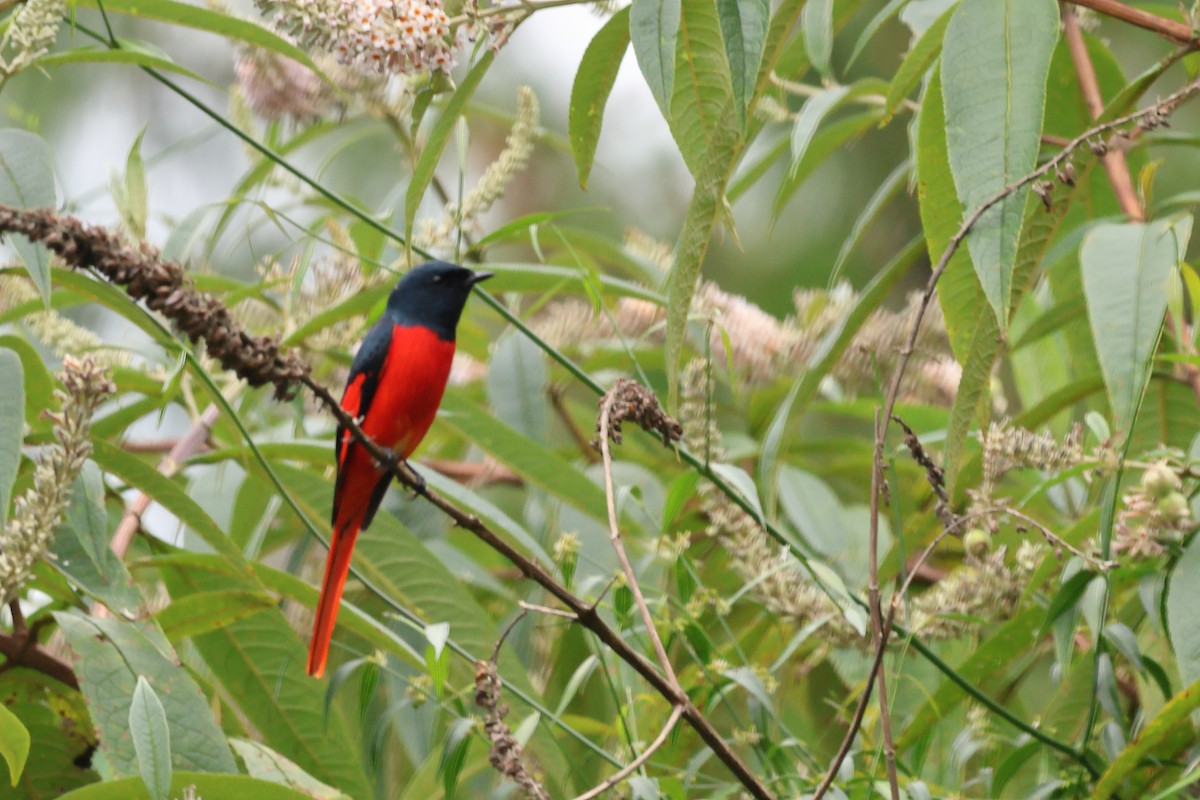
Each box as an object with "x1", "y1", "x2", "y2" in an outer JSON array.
[{"x1": 308, "y1": 261, "x2": 492, "y2": 677}]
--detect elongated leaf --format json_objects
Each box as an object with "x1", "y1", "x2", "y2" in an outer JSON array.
[
  {"x1": 802, "y1": 0, "x2": 834, "y2": 77},
  {"x1": 155, "y1": 590, "x2": 277, "y2": 641},
  {"x1": 668, "y1": 0, "x2": 736, "y2": 177},
  {"x1": 73, "y1": 0, "x2": 318, "y2": 69},
  {"x1": 715, "y1": 0, "x2": 770, "y2": 122},
  {"x1": 884, "y1": 3, "x2": 952, "y2": 121},
  {"x1": 53, "y1": 464, "x2": 144, "y2": 616},
  {"x1": 629, "y1": 0, "x2": 680, "y2": 116},
  {"x1": 405, "y1": 52, "x2": 495, "y2": 242},
  {"x1": 788, "y1": 85, "x2": 850, "y2": 177},
  {"x1": 0, "y1": 130, "x2": 56, "y2": 305},
  {"x1": 54, "y1": 613, "x2": 237, "y2": 777},
  {"x1": 569, "y1": 7, "x2": 631, "y2": 189},
  {"x1": 1081, "y1": 217, "x2": 1192, "y2": 434},
  {"x1": 769, "y1": 110, "x2": 881, "y2": 215},
  {"x1": 31, "y1": 47, "x2": 208, "y2": 82},
  {"x1": 155, "y1": 564, "x2": 372, "y2": 799},
  {"x1": 129, "y1": 677, "x2": 171, "y2": 800},
  {"x1": 942, "y1": 311, "x2": 1000, "y2": 488},
  {"x1": 1167, "y1": 529, "x2": 1200, "y2": 690},
  {"x1": 57, "y1": 773, "x2": 324, "y2": 800},
  {"x1": 941, "y1": 0, "x2": 1058, "y2": 325},
  {"x1": 90, "y1": 439, "x2": 242, "y2": 561},
  {"x1": 230, "y1": 739, "x2": 350, "y2": 800},
  {"x1": 0, "y1": 349, "x2": 22, "y2": 528},
  {"x1": 1092, "y1": 677, "x2": 1200, "y2": 800},
  {"x1": 486, "y1": 332, "x2": 548, "y2": 441},
  {"x1": 830, "y1": 159, "x2": 909, "y2": 281},
  {"x1": 0, "y1": 703, "x2": 29, "y2": 786}
]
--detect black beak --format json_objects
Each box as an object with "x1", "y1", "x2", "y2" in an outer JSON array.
[{"x1": 467, "y1": 271, "x2": 494, "y2": 286}]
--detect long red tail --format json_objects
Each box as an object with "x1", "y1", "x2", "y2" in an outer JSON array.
[
  {"x1": 307, "y1": 515, "x2": 361, "y2": 677},
  {"x1": 308, "y1": 445, "x2": 384, "y2": 677}
]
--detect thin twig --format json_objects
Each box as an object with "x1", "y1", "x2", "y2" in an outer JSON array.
[
  {"x1": 570, "y1": 704, "x2": 685, "y2": 800},
  {"x1": 598, "y1": 389, "x2": 679, "y2": 688},
  {"x1": 867, "y1": 409, "x2": 900, "y2": 800},
  {"x1": 518, "y1": 600, "x2": 579, "y2": 620}
]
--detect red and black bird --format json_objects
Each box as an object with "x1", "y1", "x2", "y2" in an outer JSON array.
[{"x1": 308, "y1": 261, "x2": 492, "y2": 677}]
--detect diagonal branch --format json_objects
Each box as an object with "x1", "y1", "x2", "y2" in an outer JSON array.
[{"x1": 1062, "y1": 0, "x2": 1199, "y2": 47}]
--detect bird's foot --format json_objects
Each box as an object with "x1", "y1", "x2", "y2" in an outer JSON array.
[{"x1": 403, "y1": 461, "x2": 426, "y2": 494}]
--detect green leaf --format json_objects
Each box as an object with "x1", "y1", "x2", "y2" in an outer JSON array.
[
  {"x1": 1082, "y1": 216, "x2": 1192, "y2": 435},
  {"x1": 129, "y1": 677, "x2": 171, "y2": 800},
  {"x1": 439, "y1": 718, "x2": 474, "y2": 800},
  {"x1": 54, "y1": 613, "x2": 237, "y2": 777},
  {"x1": 1167, "y1": 532, "x2": 1200, "y2": 690},
  {"x1": 830, "y1": 159, "x2": 909, "y2": 283},
  {"x1": 405, "y1": 52, "x2": 495, "y2": 244},
  {"x1": 569, "y1": 7, "x2": 631, "y2": 189},
  {"x1": 0, "y1": 349, "x2": 22, "y2": 528},
  {"x1": 801, "y1": 0, "x2": 834, "y2": 77},
  {"x1": 917, "y1": 69, "x2": 977, "y2": 359},
  {"x1": 942, "y1": 310, "x2": 1000, "y2": 487},
  {"x1": 788, "y1": 85, "x2": 850, "y2": 177},
  {"x1": 119, "y1": 129, "x2": 148, "y2": 240},
  {"x1": 486, "y1": 331, "x2": 547, "y2": 442},
  {"x1": 1092, "y1": 677, "x2": 1200, "y2": 800},
  {"x1": 630, "y1": 0, "x2": 680, "y2": 116},
  {"x1": 667, "y1": 0, "x2": 736, "y2": 177},
  {"x1": 155, "y1": 563, "x2": 372, "y2": 800},
  {"x1": 0, "y1": 130, "x2": 56, "y2": 305},
  {"x1": 155, "y1": 590, "x2": 277, "y2": 641},
  {"x1": 230, "y1": 739, "x2": 351, "y2": 800},
  {"x1": 30, "y1": 47, "x2": 208, "y2": 82},
  {"x1": 52, "y1": 463, "x2": 144, "y2": 616},
  {"x1": 883, "y1": 2, "x2": 952, "y2": 122},
  {"x1": 73, "y1": 0, "x2": 319, "y2": 69},
  {"x1": 941, "y1": 0, "x2": 1058, "y2": 325},
  {"x1": 90, "y1": 439, "x2": 242, "y2": 561},
  {"x1": 57, "y1": 773, "x2": 326, "y2": 800},
  {"x1": 0, "y1": 704, "x2": 30, "y2": 786},
  {"x1": 769, "y1": 110, "x2": 881, "y2": 217},
  {"x1": 715, "y1": 0, "x2": 769, "y2": 123}
]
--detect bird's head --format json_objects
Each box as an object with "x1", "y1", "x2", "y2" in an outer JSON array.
[{"x1": 386, "y1": 261, "x2": 492, "y2": 340}]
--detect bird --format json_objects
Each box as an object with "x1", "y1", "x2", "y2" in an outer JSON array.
[{"x1": 307, "y1": 260, "x2": 492, "y2": 677}]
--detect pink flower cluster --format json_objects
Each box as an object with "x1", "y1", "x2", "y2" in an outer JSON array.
[{"x1": 257, "y1": 0, "x2": 459, "y2": 75}]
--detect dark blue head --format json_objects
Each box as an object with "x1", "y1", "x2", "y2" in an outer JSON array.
[{"x1": 385, "y1": 261, "x2": 492, "y2": 340}]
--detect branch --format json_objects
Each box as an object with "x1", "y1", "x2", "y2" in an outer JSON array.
[
  {"x1": 1062, "y1": 0, "x2": 1198, "y2": 47},
  {"x1": 571, "y1": 705, "x2": 685, "y2": 800},
  {"x1": 0, "y1": 606, "x2": 79, "y2": 690}
]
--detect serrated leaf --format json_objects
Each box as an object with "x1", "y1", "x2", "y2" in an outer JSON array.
[
  {"x1": 0, "y1": 130, "x2": 56, "y2": 305},
  {"x1": 54, "y1": 613, "x2": 237, "y2": 777},
  {"x1": 0, "y1": 703, "x2": 30, "y2": 786},
  {"x1": 569, "y1": 7, "x2": 631, "y2": 189},
  {"x1": 1082, "y1": 216, "x2": 1192, "y2": 434},
  {"x1": 667, "y1": 0, "x2": 736, "y2": 177},
  {"x1": 941, "y1": 0, "x2": 1059, "y2": 325},
  {"x1": 715, "y1": 0, "x2": 769, "y2": 123},
  {"x1": 801, "y1": 0, "x2": 834, "y2": 78},
  {"x1": 630, "y1": 0, "x2": 680, "y2": 116},
  {"x1": 0, "y1": 348, "x2": 23, "y2": 528},
  {"x1": 129, "y1": 677, "x2": 171, "y2": 800},
  {"x1": 405, "y1": 52, "x2": 495, "y2": 243}
]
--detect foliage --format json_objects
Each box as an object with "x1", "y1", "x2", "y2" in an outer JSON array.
[{"x1": 2, "y1": 1, "x2": 1200, "y2": 799}]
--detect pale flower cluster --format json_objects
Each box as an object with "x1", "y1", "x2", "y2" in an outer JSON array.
[
  {"x1": 0, "y1": 357, "x2": 114, "y2": 605},
  {"x1": 0, "y1": 276, "x2": 131, "y2": 368},
  {"x1": 255, "y1": 0, "x2": 458, "y2": 75},
  {"x1": 0, "y1": 0, "x2": 65, "y2": 76}
]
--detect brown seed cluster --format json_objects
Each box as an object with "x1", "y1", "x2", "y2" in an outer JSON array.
[
  {"x1": 594, "y1": 377, "x2": 683, "y2": 449},
  {"x1": 474, "y1": 659, "x2": 550, "y2": 800},
  {"x1": 0, "y1": 205, "x2": 310, "y2": 399}
]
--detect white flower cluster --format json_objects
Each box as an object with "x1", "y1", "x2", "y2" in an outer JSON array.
[
  {"x1": 255, "y1": 0, "x2": 459, "y2": 75},
  {"x1": 0, "y1": 0, "x2": 66, "y2": 76}
]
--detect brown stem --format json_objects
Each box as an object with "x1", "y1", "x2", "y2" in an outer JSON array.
[
  {"x1": 1062, "y1": 0, "x2": 1198, "y2": 47},
  {"x1": 0, "y1": 623, "x2": 79, "y2": 690},
  {"x1": 423, "y1": 457, "x2": 522, "y2": 486}
]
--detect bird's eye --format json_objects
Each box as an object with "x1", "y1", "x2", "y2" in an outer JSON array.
[{"x1": 432, "y1": 275, "x2": 442, "y2": 283}]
